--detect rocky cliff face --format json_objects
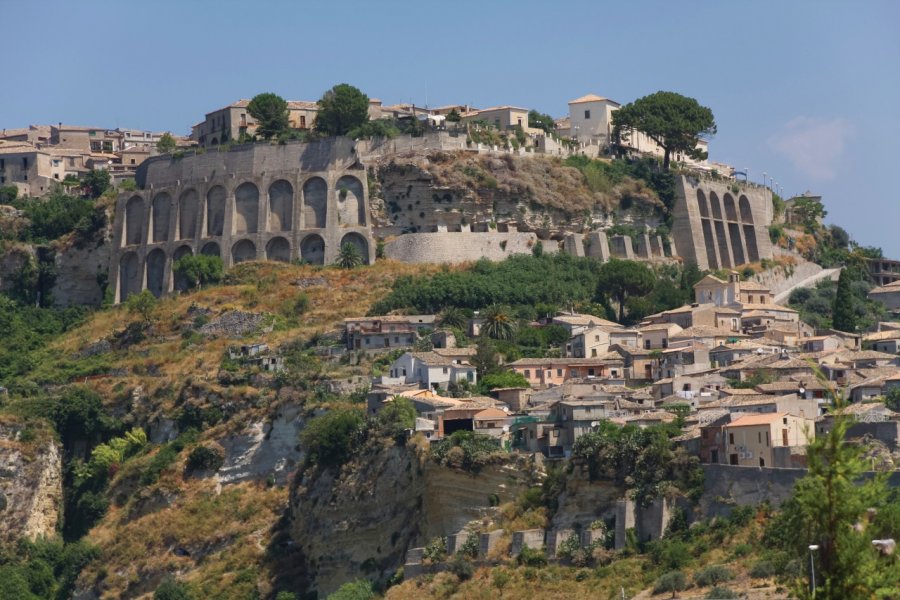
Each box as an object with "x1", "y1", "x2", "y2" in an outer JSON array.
[
  {"x1": 369, "y1": 152, "x2": 665, "y2": 239},
  {"x1": 288, "y1": 444, "x2": 534, "y2": 596},
  {"x1": 0, "y1": 419, "x2": 62, "y2": 543}
]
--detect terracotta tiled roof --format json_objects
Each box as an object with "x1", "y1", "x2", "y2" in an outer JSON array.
[
  {"x1": 727, "y1": 412, "x2": 790, "y2": 427},
  {"x1": 568, "y1": 94, "x2": 616, "y2": 105}
]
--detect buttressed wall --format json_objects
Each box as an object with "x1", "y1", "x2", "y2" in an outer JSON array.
[
  {"x1": 671, "y1": 175, "x2": 774, "y2": 271},
  {"x1": 109, "y1": 139, "x2": 375, "y2": 302}
]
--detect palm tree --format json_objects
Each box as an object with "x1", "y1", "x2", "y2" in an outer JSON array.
[
  {"x1": 335, "y1": 243, "x2": 363, "y2": 269},
  {"x1": 481, "y1": 305, "x2": 516, "y2": 341},
  {"x1": 438, "y1": 306, "x2": 467, "y2": 330}
]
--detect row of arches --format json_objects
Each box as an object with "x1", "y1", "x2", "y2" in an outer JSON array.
[
  {"x1": 696, "y1": 190, "x2": 754, "y2": 224},
  {"x1": 117, "y1": 232, "x2": 370, "y2": 300},
  {"x1": 123, "y1": 175, "x2": 365, "y2": 246},
  {"x1": 696, "y1": 190, "x2": 760, "y2": 269}
]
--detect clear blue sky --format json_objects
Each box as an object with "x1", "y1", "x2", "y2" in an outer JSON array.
[{"x1": 4, "y1": 1, "x2": 899, "y2": 256}]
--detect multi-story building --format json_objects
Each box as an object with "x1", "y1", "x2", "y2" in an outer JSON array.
[{"x1": 721, "y1": 412, "x2": 812, "y2": 467}]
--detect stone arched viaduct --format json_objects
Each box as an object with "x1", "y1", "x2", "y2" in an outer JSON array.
[
  {"x1": 670, "y1": 175, "x2": 774, "y2": 272},
  {"x1": 110, "y1": 140, "x2": 375, "y2": 302}
]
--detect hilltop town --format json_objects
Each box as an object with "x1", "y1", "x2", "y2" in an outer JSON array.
[{"x1": 1, "y1": 84, "x2": 899, "y2": 600}]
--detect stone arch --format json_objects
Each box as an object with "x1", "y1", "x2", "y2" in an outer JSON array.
[
  {"x1": 173, "y1": 245, "x2": 193, "y2": 292},
  {"x1": 200, "y1": 241, "x2": 220, "y2": 257},
  {"x1": 178, "y1": 189, "x2": 199, "y2": 240},
  {"x1": 124, "y1": 195, "x2": 144, "y2": 245},
  {"x1": 723, "y1": 193, "x2": 738, "y2": 222},
  {"x1": 232, "y1": 239, "x2": 256, "y2": 263},
  {"x1": 701, "y1": 219, "x2": 718, "y2": 269},
  {"x1": 336, "y1": 175, "x2": 365, "y2": 226},
  {"x1": 206, "y1": 186, "x2": 226, "y2": 237},
  {"x1": 268, "y1": 180, "x2": 293, "y2": 232},
  {"x1": 118, "y1": 251, "x2": 141, "y2": 301},
  {"x1": 340, "y1": 232, "x2": 369, "y2": 264},
  {"x1": 300, "y1": 233, "x2": 325, "y2": 265},
  {"x1": 739, "y1": 195, "x2": 754, "y2": 223},
  {"x1": 302, "y1": 177, "x2": 327, "y2": 228},
  {"x1": 266, "y1": 236, "x2": 291, "y2": 262},
  {"x1": 709, "y1": 191, "x2": 723, "y2": 220},
  {"x1": 234, "y1": 182, "x2": 259, "y2": 235},
  {"x1": 150, "y1": 193, "x2": 172, "y2": 243},
  {"x1": 697, "y1": 189, "x2": 709, "y2": 218},
  {"x1": 145, "y1": 248, "x2": 167, "y2": 298}
]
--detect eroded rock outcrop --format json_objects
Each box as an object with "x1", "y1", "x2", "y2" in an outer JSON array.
[{"x1": 0, "y1": 420, "x2": 62, "y2": 543}]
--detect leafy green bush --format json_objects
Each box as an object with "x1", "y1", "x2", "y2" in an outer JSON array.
[
  {"x1": 457, "y1": 533, "x2": 479, "y2": 558},
  {"x1": 300, "y1": 407, "x2": 367, "y2": 468},
  {"x1": 186, "y1": 445, "x2": 224, "y2": 473},
  {"x1": 173, "y1": 255, "x2": 223, "y2": 289},
  {"x1": 423, "y1": 537, "x2": 447, "y2": 562},
  {"x1": 15, "y1": 190, "x2": 97, "y2": 243},
  {"x1": 448, "y1": 556, "x2": 474, "y2": 581},
  {"x1": 653, "y1": 570, "x2": 687, "y2": 595},
  {"x1": 516, "y1": 545, "x2": 547, "y2": 567},
  {"x1": 693, "y1": 565, "x2": 734, "y2": 587},
  {"x1": 749, "y1": 560, "x2": 777, "y2": 578},
  {"x1": 154, "y1": 576, "x2": 192, "y2": 599},
  {"x1": 706, "y1": 586, "x2": 738, "y2": 599},
  {"x1": 430, "y1": 430, "x2": 501, "y2": 472},
  {"x1": 327, "y1": 579, "x2": 374, "y2": 600}
]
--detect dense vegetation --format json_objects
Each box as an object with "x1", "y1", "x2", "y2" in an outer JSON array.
[{"x1": 371, "y1": 253, "x2": 701, "y2": 326}]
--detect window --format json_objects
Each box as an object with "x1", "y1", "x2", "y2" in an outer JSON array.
[
  {"x1": 728, "y1": 432, "x2": 734, "y2": 444},
  {"x1": 364, "y1": 338, "x2": 370, "y2": 345},
  {"x1": 759, "y1": 457, "x2": 765, "y2": 467},
  {"x1": 22, "y1": 157, "x2": 28, "y2": 169},
  {"x1": 524, "y1": 369, "x2": 530, "y2": 377},
  {"x1": 645, "y1": 340, "x2": 651, "y2": 349},
  {"x1": 584, "y1": 110, "x2": 591, "y2": 119},
  {"x1": 517, "y1": 118, "x2": 523, "y2": 127},
  {"x1": 130, "y1": 159, "x2": 136, "y2": 165},
  {"x1": 0, "y1": 159, "x2": 4, "y2": 169},
  {"x1": 758, "y1": 432, "x2": 762, "y2": 443},
  {"x1": 402, "y1": 368, "x2": 407, "y2": 376},
  {"x1": 300, "y1": 116, "x2": 307, "y2": 128},
  {"x1": 766, "y1": 431, "x2": 770, "y2": 446},
  {"x1": 442, "y1": 367, "x2": 448, "y2": 374},
  {"x1": 556, "y1": 368, "x2": 563, "y2": 377},
  {"x1": 782, "y1": 429, "x2": 788, "y2": 446},
  {"x1": 588, "y1": 368, "x2": 595, "y2": 376}
]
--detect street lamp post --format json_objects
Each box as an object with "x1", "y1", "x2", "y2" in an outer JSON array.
[{"x1": 809, "y1": 544, "x2": 819, "y2": 595}]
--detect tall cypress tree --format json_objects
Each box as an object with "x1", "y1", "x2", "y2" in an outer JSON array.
[{"x1": 832, "y1": 268, "x2": 857, "y2": 332}]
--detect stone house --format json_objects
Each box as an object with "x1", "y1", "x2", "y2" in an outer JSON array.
[
  {"x1": 385, "y1": 351, "x2": 476, "y2": 390},
  {"x1": 643, "y1": 303, "x2": 742, "y2": 332},
  {"x1": 869, "y1": 280, "x2": 900, "y2": 312},
  {"x1": 440, "y1": 407, "x2": 511, "y2": 439},
  {"x1": 344, "y1": 315, "x2": 435, "y2": 351},
  {"x1": 654, "y1": 343, "x2": 712, "y2": 379},
  {"x1": 460, "y1": 105, "x2": 539, "y2": 134},
  {"x1": 551, "y1": 313, "x2": 622, "y2": 335},
  {"x1": 566, "y1": 94, "x2": 620, "y2": 148},
  {"x1": 802, "y1": 335, "x2": 844, "y2": 353},
  {"x1": 670, "y1": 325, "x2": 748, "y2": 349},
  {"x1": 507, "y1": 355, "x2": 625, "y2": 388},
  {"x1": 865, "y1": 329, "x2": 900, "y2": 354},
  {"x1": 637, "y1": 323, "x2": 683, "y2": 350},
  {"x1": 722, "y1": 412, "x2": 813, "y2": 467}
]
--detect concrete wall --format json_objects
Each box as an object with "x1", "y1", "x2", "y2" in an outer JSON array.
[
  {"x1": 672, "y1": 175, "x2": 774, "y2": 270},
  {"x1": 384, "y1": 231, "x2": 545, "y2": 264}
]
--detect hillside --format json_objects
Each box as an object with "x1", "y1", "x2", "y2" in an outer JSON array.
[{"x1": 368, "y1": 152, "x2": 671, "y2": 238}]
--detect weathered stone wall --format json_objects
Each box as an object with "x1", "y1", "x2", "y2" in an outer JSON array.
[
  {"x1": 672, "y1": 175, "x2": 774, "y2": 270},
  {"x1": 699, "y1": 464, "x2": 900, "y2": 519},
  {"x1": 384, "y1": 231, "x2": 547, "y2": 264},
  {"x1": 111, "y1": 139, "x2": 376, "y2": 302}
]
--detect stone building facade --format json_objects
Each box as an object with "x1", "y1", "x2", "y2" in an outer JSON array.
[
  {"x1": 671, "y1": 175, "x2": 774, "y2": 271},
  {"x1": 109, "y1": 138, "x2": 375, "y2": 302}
]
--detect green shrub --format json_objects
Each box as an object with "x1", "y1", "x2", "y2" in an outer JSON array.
[
  {"x1": 706, "y1": 586, "x2": 738, "y2": 599},
  {"x1": 517, "y1": 545, "x2": 547, "y2": 567},
  {"x1": 750, "y1": 560, "x2": 777, "y2": 578},
  {"x1": 457, "y1": 533, "x2": 479, "y2": 558},
  {"x1": 693, "y1": 565, "x2": 733, "y2": 587},
  {"x1": 173, "y1": 255, "x2": 223, "y2": 289},
  {"x1": 186, "y1": 445, "x2": 224, "y2": 473},
  {"x1": 653, "y1": 570, "x2": 687, "y2": 595},
  {"x1": 154, "y1": 576, "x2": 192, "y2": 599},
  {"x1": 448, "y1": 556, "x2": 474, "y2": 581},
  {"x1": 423, "y1": 537, "x2": 446, "y2": 562},
  {"x1": 327, "y1": 579, "x2": 374, "y2": 600},
  {"x1": 300, "y1": 407, "x2": 367, "y2": 468}
]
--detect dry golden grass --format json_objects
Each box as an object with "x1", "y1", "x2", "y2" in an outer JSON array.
[{"x1": 83, "y1": 480, "x2": 287, "y2": 599}]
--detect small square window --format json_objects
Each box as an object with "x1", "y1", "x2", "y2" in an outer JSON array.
[{"x1": 584, "y1": 110, "x2": 591, "y2": 119}]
